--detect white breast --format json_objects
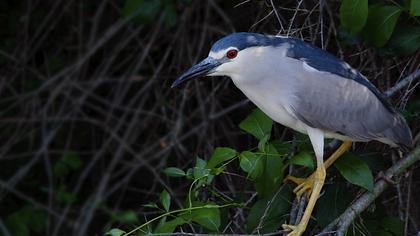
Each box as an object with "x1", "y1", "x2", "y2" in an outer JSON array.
[
  {"x1": 228, "y1": 47, "x2": 310, "y2": 135},
  {"x1": 210, "y1": 44, "x2": 325, "y2": 135},
  {"x1": 233, "y1": 78, "x2": 309, "y2": 135}
]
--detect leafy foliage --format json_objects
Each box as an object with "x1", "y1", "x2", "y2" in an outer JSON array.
[
  {"x1": 246, "y1": 186, "x2": 293, "y2": 233},
  {"x1": 105, "y1": 228, "x2": 126, "y2": 236},
  {"x1": 383, "y1": 25, "x2": 420, "y2": 56},
  {"x1": 339, "y1": 0, "x2": 420, "y2": 55},
  {"x1": 206, "y1": 147, "x2": 237, "y2": 169},
  {"x1": 239, "y1": 151, "x2": 264, "y2": 180},
  {"x1": 180, "y1": 202, "x2": 221, "y2": 231},
  {"x1": 334, "y1": 153, "x2": 374, "y2": 192},
  {"x1": 339, "y1": 0, "x2": 368, "y2": 33},
  {"x1": 122, "y1": 0, "x2": 179, "y2": 27},
  {"x1": 362, "y1": 4, "x2": 402, "y2": 47},
  {"x1": 111, "y1": 210, "x2": 139, "y2": 224},
  {"x1": 5, "y1": 205, "x2": 46, "y2": 236},
  {"x1": 315, "y1": 182, "x2": 352, "y2": 227},
  {"x1": 160, "y1": 190, "x2": 171, "y2": 212},
  {"x1": 105, "y1": 109, "x2": 387, "y2": 235},
  {"x1": 239, "y1": 109, "x2": 273, "y2": 140},
  {"x1": 163, "y1": 167, "x2": 186, "y2": 177},
  {"x1": 289, "y1": 151, "x2": 314, "y2": 170},
  {"x1": 0, "y1": 0, "x2": 417, "y2": 235},
  {"x1": 410, "y1": 0, "x2": 420, "y2": 16}
]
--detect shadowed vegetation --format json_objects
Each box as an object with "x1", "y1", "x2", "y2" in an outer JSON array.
[{"x1": 0, "y1": 0, "x2": 419, "y2": 235}]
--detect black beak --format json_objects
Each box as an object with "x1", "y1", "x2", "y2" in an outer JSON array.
[{"x1": 171, "y1": 57, "x2": 221, "y2": 88}]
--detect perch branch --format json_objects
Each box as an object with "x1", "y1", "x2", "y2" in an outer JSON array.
[
  {"x1": 320, "y1": 147, "x2": 420, "y2": 236},
  {"x1": 384, "y1": 69, "x2": 420, "y2": 97}
]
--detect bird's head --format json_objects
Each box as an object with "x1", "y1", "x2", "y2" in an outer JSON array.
[{"x1": 171, "y1": 32, "x2": 282, "y2": 88}]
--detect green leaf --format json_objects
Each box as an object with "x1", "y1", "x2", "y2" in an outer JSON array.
[
  {"x1": 246, "y1": 185, "x2": 293, "y2": 233},
  {"x1": 315, "y1": 182, "x2": 352, "y2": 227},
  {"x1": 143, "y1": 202, "x2": 159, "y2": 209},
  {"x1": 334, "y1": 153, "x2": 374, "y2": 191},
  {"x1": 6, "y1": 215, "x2": 29, "y2": 236},
  {"x1": 186, "y1": 168, "x2": 194, "y2": 179},
  {"x1": 62, "y1": 152, "x2": 82, "y2": 170},
  {"x1": 362, "y1": 153, "x2": 386, "y2": 172},
  {"x1": 112, "y1": 210, "x2": 139, "y2": 223},
  {"x1": 53, "y1": 151, "x2": 83, "y2": 177},
  {"x1": 257, "y1": 134, "x2": 270, "y2": 152},
  {"x1": 381, "y1": 217, "x2": 404, "y2": 236},
  {"x1": 56, "y1": 185, "x2": 77, "y2": 203},
  {"x1": 383, "y1": 25, "x2": 420, "y2": 56},
  {"x1": 362, "y1": 4, "x2": 402, "y2": 47},
  {"x1": 295, "y1": 133, "x2": 312, "y2": 151},
  {"x1": 160, "y1": 190, "x2": 171, "y2": 212},
  {"x1": 270, "y1": 140, "x2": 294, "y2": 156},
  {"x1": 154, "y1": 217, "x2": 186, "y2": 233},
  {"x1": 122, "y1": 0, "x2": 161, "y2": 24},
  {"x1": 255, "y1": 143, "x2": 284, "y2": 197},
  {"x1": 193, "y1": 158, "x2": 213, "y2": 185},
  {"x1": 207, "y1": 147, "x2": 237, "y2": 169},
  {"x1": 196, "y1": 157, "x2": 207, "y2": 169},
  {"x1": 163, "y1": 167, "x2": 186, "y2": 177},
  {"x1": 410, "y1": 0, "x2": 420, "y2": 16},
  {"x1": 163, "y1": 2, "x2": 178, "y2": 27},
  {"x1": 105, "y1": 228, "x2": 126, "y2": 236},
  {"x1": 239, "y1": 151, "x2": 263, "y2": 180},
  {"x1": 339, "y1": 0, "x2": 368, "y2": 33},
  {"x1": 193, "y1": 166, "x2": 210, "y2": 180},
  {"x1": 360, "y1": 215, "x2": 405, "y2": 236},
  {"x1": 239, "y1": 109, "x2": 273, "y2": 140},
  {"x1": 26, "y1": 209, "x2": 46, "y2": 233},
  {"x1": 194, "y1": 157, "x2": 210, "y2": 179},
  {"x1": 53, "y1": 162, "x2": 68, "y2": 178},
  {"x1": 289, "y1": 151, "x2": 314, "y2": 170},
  {"x1": 5, "y1": 205, "x2": 46, "y2": 235},
  {"x1": 181, "y1": 203, "x2": 221, "y2": 231}
]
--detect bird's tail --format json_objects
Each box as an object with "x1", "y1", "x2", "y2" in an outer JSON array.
[{"x1": 384, "y1": 113, "x2": 413, "y2": 150}]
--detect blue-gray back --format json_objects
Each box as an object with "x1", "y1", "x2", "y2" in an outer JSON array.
[{"x1": 211, "y1": 32, "x2": 393, "y2": 113}]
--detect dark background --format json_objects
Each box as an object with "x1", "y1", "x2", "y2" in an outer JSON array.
[{"x1": 0, "y1": 0, "x2": 419, "y2": 235}]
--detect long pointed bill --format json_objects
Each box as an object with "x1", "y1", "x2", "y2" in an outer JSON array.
[{"x1": 171, "y1": 57, "x2": 221, "y2": 88}]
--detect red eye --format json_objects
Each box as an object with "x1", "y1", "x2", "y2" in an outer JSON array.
[{"x1": 226, "y1": 49, "x2": 238, "y2": 59}]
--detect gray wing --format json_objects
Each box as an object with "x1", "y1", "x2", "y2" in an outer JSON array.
[
  {"x1": 283, "y1": 37, "x2": 394, "y2": 112},
  {"x1": 290, "y1": 65, "x2": 412, "y2": 147}
]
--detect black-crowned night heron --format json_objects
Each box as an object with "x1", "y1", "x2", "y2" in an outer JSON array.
[{"x1": 172, "y1": 32, "x2": 412, "y2": 236}]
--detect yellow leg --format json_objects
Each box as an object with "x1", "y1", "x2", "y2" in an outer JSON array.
[
  {"x1": 324, "y1": 141, "x2": 352, "y2": 169},
  {"x1": 284, "y1": 141, "x2": 352, "y2": 197},
  {"x1": 282, "y1": 165, "x2": 326, "y2": 236},
  {"x1": 281, "y1": 141, "x2": 352, "y2": 236}
]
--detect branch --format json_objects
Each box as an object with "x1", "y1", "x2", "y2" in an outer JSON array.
[
  {"x1": 384, "y1": 69, "x2": 420, "y2": 97},
  {"x1": 320, "y1": 147, "x2": 420, "y2": 236}
]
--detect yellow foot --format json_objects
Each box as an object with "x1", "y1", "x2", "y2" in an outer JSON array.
[
  {"x1": 284, "y1": 174, "x2": 315, "y2": 198},
  {"x1": 282, "y1": 223, "x2": 305, "y2": 236}
]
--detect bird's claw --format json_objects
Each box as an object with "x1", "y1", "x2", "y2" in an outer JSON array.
[
  {"x1": 284, "y1": 175, "x2": 315, "y2": 198},
  {"x1": 282, "y1": 223, "x2": 305, "y2": 236}
]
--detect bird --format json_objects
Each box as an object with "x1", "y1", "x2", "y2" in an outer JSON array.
[{"x1": 171, "y1": 32, "x2": 412, "y2": 236}]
